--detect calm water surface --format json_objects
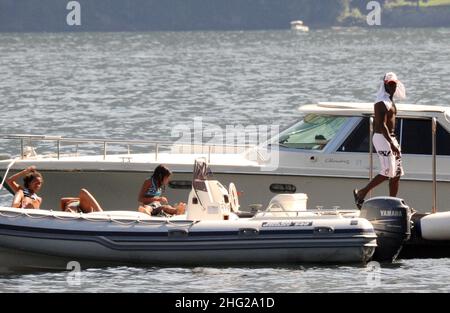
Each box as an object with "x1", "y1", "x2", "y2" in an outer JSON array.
[
  {"x1": 1, "y1": 259, "x2": 450, "y2": 293},
  {"x1": 1, "y1": 28, "x2": 450, "y2": 292}
]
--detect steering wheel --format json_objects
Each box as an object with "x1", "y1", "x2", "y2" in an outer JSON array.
[{"x1": 228, "y1": 183, "x2": 240, "y2": 212}]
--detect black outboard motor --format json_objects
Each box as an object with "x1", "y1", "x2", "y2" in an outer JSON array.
[{"x1": 360, "y1": 197, "x2": 412, "y2": 262}]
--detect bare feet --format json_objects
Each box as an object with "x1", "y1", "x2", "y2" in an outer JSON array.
[
  {"x1": 176, "y1": 202, "x2": 186, "y2": 215},
  {"x1": 138, "y1": 205, "x2": 153, "y2": 216}
]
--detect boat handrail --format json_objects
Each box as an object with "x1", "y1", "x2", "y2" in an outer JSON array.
[
  {"x1": 0, "y1": 133, "x2": 256, "y2": 161},
  {"x1": 257, "y1": 207, "x2": 358, "y2": 218}
]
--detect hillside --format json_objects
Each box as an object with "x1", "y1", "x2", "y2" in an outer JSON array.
[{"x1": 0, "y1": 0, "x2": 449, "y2": 32}]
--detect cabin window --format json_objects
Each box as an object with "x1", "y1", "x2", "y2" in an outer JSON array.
[
  {"x1": 278, "y1": 114, "x2": 347, "y2": 150},
  {"x1": 168, "y1": 180, "x2": 192, "y2": 189},
  {"x1": 270, "y1": 184, "x2": 297, "y2": 193},
  {"x1": 400, "y1": 119, "x2": 450, "y2": 155},
  {"x1": 401, "y1": 119, "x2": 430, "y2": 155},
  {"x1": 338, "y1": 118, "x2": 370, "y2": 152},
  {"x1": 338, "y1": 118, "x2": 450, "y2": 156},
  {"x1": 436, "y1": 123, "x2": 450, "y2": 155}
]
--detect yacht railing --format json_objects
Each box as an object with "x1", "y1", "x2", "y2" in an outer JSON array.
[
  {"x1": 0, "y1": 134, "x2": 256, "y2": 163},
  {"x1": 256, "y1": 206, "x2": 359, "y2": 218}
]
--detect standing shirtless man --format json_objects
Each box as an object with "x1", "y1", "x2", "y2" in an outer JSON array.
[{"x1": 353, "y1": 72, "x2": 406, "y2": 209}]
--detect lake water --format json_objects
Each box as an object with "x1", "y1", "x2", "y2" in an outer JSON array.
[{"x1": 1, "y1": 28, "x2": 450, "y2": 292}]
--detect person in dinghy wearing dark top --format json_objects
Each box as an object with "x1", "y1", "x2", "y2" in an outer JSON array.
[
  {"x1": 138, "y1": 164, "x2": 186, "y2": 216},
  {"x1": 6, "y1": 165, "x2": 43, "y2": 209},
  {"x1": 353, "y1": 72, "x2": 406, "y2": 209}
]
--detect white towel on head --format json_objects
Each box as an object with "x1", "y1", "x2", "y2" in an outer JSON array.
[{"x1": 375, "y1": 72, "x2": 406, "y2": 109}]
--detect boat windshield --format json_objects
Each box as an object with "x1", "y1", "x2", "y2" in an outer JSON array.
[{"x1": 277, "y1": 114, "x2": 348, "y2": 150}]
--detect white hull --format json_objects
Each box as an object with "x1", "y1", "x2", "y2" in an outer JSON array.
[
  {"x1": 291, "y1": 25, "x2": 309, "y2": 31},
  {"x1": 2, "y1": 167, "x2": 448, "y2": 214},
  {"x1": 2, "y1": 102, "x2": 450, "y2": 214}
]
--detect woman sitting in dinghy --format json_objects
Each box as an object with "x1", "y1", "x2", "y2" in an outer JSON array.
[
  {"x1": 6, "y1": 166, "x2": 43, "y2": 209},
  {"x1": 138, "y1": 164, "x2": 185, "y2": 216}
]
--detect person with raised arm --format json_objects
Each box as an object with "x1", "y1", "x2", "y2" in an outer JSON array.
[{"x1": 6, "y1": 165, "x2": 43, "y2": 209}]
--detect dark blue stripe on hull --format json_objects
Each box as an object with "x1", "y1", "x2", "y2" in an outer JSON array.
[
  {"x1": 0, "y1": 230, "x2": 376, "y2": 253},
  {"x1": 0, "y1": 222, "x2": 374, "y2": 238}
]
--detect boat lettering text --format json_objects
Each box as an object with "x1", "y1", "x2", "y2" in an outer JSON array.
[
  {"x1": 325, "y1": 158, "x2": 350, "y2": 165},
  {"x1": 380, "y1": 210, "x2": 402, "y2": 217},
  {"x1": 262, "y1": 221, "x2": 313, "y2": 227}
]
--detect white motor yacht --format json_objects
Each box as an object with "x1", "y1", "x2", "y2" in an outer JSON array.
[
  {"x1": 290, "y1": 20, "x2": 309, "y2": 32},
  {"x1": 1, "y1": 102, "x2": 449, "y2": 213}
]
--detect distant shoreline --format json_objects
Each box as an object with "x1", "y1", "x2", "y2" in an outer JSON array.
[{"x1": 0, "y1": 0, "x2": 449, "y2": 32}]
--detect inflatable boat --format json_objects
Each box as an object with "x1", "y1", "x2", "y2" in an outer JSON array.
[{"x1": 0, "y1": 160, "x2": 411, "y2": 271}]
